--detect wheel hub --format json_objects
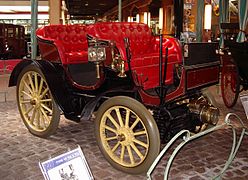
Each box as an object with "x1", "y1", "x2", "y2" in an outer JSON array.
[
  {"x1": 117, "y1": 134, "x2": 125, "y2": 142},
  {"x1": 117, "y1": 128, "x2": 134, "y2": 146},
  {"x1": 30, "y1": 96, "x2": 41, "y2": 108},
  {"x1": 30, "y1": 99, "x2": 36, "y2": 105}
]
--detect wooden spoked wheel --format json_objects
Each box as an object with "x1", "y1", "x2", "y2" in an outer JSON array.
[
  {"x1": 95, "y1": 96, "x2": 160, "y2": 174},
  {"x1": 17, "y1": 65, "x2": 60, "y2": 137},
  {"x1": 221, "y1": 57, "x2": 240, "y2": 108}
]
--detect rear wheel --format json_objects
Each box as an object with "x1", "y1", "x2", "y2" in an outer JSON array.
[
  {"x1": 94, "y1": 96, "x2": 160, "y2": 174},
  {"x1": 17, "y1": 64, "x2": 60, "y2": 137},
  {"x1": 221, "y1": 56, "x2": 240, "y2": 108}
]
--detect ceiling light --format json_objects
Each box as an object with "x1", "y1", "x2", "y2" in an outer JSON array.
[
  {"x1": 0, "y1": 14, "x2": 49, "y2": 19},
  {"x1": 144, "y1": 12, "x2": 148, "y2": 24},
  {"x1": 136, "y1": 14, "x2": 140, "y2": 23},
  {"x1": 204, "y1": 4, "x2": 212, "y2": 30},
  {"x1": 159, "y1": 8, "x2": 163, "y2": 30},
  {"x1": 0, "y1": 6, "x2": 49, "y2": 12}
]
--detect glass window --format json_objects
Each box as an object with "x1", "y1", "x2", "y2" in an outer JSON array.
[
  {"x1": 16, "y1": 27, "x2": 19, "y2": 38},
  {"x1": 8, "y1": 28, "x2": 14, "y2": 38}
]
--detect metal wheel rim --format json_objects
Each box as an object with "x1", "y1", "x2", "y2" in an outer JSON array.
[
  {"x1": 100, "y1": 105, "x2": 149, "y2": 167},
  {"x1": 18, "y1": 71, "x2": 54, "y2": 132}
]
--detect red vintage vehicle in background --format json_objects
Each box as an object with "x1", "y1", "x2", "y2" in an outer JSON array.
[
  {"x1": 220, "y1": 23, "x2": 248, "y2": 108},
  {"x1": 9, "y1": 22, "x2": 220, "y2": 174}
]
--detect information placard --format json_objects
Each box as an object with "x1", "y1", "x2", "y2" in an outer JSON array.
[{"x1": 39, "y1": 146, "x2": 93, "y2": 180}]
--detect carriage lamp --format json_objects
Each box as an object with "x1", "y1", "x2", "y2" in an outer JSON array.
[
  {"x1": 88, "y1": 47, "x2": 106, "y2": 62},
  {"x1": 88, "y1": 46, "x2": 106, "y2": 78}
]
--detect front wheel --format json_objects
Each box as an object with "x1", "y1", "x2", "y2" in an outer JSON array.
[
  {"x1": 94, "y1": 96, "x2": 160, "y2": 174},
  {"x1": 16, "y1": 64, "x2": 60, "y2": 138}
]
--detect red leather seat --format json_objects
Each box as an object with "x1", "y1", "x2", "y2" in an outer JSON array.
[
  {"x1": 87, "y1": 22, "x2": 182, "y2": 90},
  {"x1": 36, "y1": 25, "x2": 88, "y2": 64}
]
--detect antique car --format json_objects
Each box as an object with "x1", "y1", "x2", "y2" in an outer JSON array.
[
  {"x1": 9, "y1": 22, "x2": 220, "y2": 174},
  {"x1": 0, "y1": 23, "x2": 26, "y2": 59}
]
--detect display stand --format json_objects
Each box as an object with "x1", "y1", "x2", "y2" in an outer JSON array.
[
  {"x1": 39, "y1": 145, "x2": 94, "y2": 180},
  {"x1": 147, "y1": 112, "x2": 248, "y2": 180}
]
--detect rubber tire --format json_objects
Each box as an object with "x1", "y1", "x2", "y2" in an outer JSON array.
[
  {"x1": 221, "y1": 57, "x2": 240, "y2": 108},
  {"x1": 16, "y1": 64, "x2": 60, "y2": 138},
  {"x1": 94, "y1": 96, "x2": 160, "y2": 174}
]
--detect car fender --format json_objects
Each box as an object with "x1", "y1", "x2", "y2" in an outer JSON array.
[
  {"x1": 9, "y1": 59, "x2": 33, "y2": 87},
  {"x1": 9, "y1": 59, "x2": 78, "y2": 119}
]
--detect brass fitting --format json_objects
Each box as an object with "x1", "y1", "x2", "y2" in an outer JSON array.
[
  {"x1": 189, "y1": 96, "x2": 219, "y2": 125},
  {"x1": 118, "y1": 60, "x2": 127, "y2": 78},
  {"x1": 96, "y1": 63, "x2": 100, "y2": 79}
]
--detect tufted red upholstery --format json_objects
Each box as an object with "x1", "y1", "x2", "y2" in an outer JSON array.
[
  {"x1": 87, "y1": 22, "x2": 156, "y2": 60},
  {"x1": 87, "y1": 22, "x2": 182, "y2": 90},
  {"x1": 36, "y1": 25, "x2": 88, "y2": 64}
]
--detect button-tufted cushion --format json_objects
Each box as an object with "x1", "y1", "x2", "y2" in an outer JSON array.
[
  {"x1": 37, "y1": 25, "x2": 88, "y2": 64},
  {"x1": 87, "y1": 22, "x2": 155, "y2": 60}
]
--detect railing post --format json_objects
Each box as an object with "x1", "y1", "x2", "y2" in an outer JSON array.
[
  {"x1": 31, "y1": 0, "x2": 38, "y2": 59},
  {"x1": 118, "y1": 0, "x2": 122, "y2": 22},
  {"x1": 196, "y1": 0, "x2": 204, "y2": 42}
]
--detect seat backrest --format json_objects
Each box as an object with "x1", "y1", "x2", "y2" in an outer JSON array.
[
  {"x1": 36, "y1": 25, "x2": 88, "y2": 64},
  {"x1": 87, "y1": 22, "x2": 155, "y2": 60},
  {"x1": 37, "y1": 25, "x2": 88, "y2": 51}
]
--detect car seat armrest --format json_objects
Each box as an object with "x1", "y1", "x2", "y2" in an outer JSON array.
[{"x1": 53, "y1": 41, "x2": 66, "y2": 62}]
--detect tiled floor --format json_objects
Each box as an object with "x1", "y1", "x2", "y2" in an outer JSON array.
[
  {"x1": 0, "y1": 75, "x2": 248, "y2": 180},
  {"x1": 0, "y1": 74, "x2": 16, "y2": 102}
]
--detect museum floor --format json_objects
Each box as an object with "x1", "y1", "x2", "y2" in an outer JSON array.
[{"x1": 0, "y1": 74, "x2": 248, "y2": 180}]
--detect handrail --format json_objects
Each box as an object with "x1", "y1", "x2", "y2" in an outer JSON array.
[{"x1": 147, "y1": 113, "x2": 248, "y2": 180}]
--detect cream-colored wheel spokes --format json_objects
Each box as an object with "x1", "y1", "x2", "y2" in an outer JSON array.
[
  {"x1": 100, "y1": 106, "x2": 149, "y2": 167},
  {"x1": 18, "y1": 71, "x2": 53, "y2": 132}
]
